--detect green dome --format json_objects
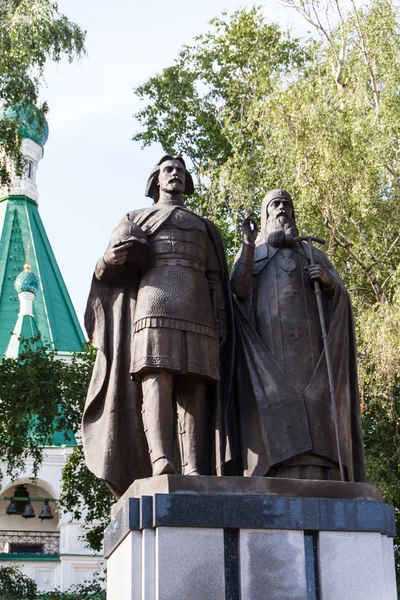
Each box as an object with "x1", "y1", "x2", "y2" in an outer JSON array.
[
  {"x1": 3, "y1": 105, "x2": 49, "y2": 147},
  {"x1": 14, "y1": 266, "x2": 39, "y2": 295}
]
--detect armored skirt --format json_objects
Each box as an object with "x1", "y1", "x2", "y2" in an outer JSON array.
[{"x1": 131, "y1": 327, "x2": 219, "y2": 382}]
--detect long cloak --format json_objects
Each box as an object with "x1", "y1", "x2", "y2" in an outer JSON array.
[
  {"x1": 234, "y1": 241, "x2": 365, "y2": 482},
  {"x1": 82, "y1": 205, "x2": 234, "y2": 497}
]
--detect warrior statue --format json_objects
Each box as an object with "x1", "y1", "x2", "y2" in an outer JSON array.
[
  {"x1": 231, "y1": 188, "x2": 365, "y2": 482},
  {"x1": 83, "y1": 156, "x2": 233, "y2": 497}
]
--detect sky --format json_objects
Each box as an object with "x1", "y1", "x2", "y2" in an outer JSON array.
[{"x1": 36, "y1": 0, "x2": 310, "y2": 332}]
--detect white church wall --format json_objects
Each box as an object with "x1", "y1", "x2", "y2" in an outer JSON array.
[
  {"x1": 0, "y1": 447, "x2": 105, "y2": 592},
  {"x1": 59, "y1": 555, "x2": 105, "y2": 591},
  {"x1": 59, "y1": 521, "x2": 99, "y2": 556},
  {"x1": 0, "y1": 560, "x2": 60, "y2": 592}
]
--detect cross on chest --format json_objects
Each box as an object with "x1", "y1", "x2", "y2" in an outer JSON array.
[
  {"x1": 281, "y1": 424, "x2": 292, "y2": 436},
  {"x1": 289, "y1": 328, "x2": 304, "y2": 340},
  {"x1": 282, "y1": 284, "x2": 300, "y2": 298}
]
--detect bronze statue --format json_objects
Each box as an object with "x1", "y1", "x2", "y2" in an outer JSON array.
[
  {"x1": 83, "y1": 156, "x2": 233, "y2": 497},
  {"x1": 231, "y1": 189, "x2": 365, "y2": 482}
]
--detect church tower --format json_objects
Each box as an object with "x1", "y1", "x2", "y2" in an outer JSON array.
[
  {"x1": 0, "y1": 110, "x2": 103, "y2": 593},
  {"x1": 0, "y1": 107, "x2": 85, "y2": 358},
  {"x1": 4, "y1": 260, "x2": 41, "y2": 358}
]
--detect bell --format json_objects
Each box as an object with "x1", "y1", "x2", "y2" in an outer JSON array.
[
  {"x1": 6, "y1": 497, "x2": 18, "y2": 515},
  {"x1": 22, "y1": 498, "x2": 35, "y2": 519},
  {"x1": 14, "y1": 485, "x2": 29, "y2": 515},
  {"x1": 39, "y1": 499, "x2": 54, "y2": 520}
]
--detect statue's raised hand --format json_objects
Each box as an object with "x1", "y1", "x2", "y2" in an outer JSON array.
[{"x1": 242, "y1": 210, "x2": 258, "y2": 245}]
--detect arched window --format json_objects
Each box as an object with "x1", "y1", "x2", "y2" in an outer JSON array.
[{"x1": 27, "y1": 160, "x2": 36, "y2": 181}]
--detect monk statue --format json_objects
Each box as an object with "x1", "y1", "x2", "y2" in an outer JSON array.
[
  {"x1": 82, "y1": 156, "x2": 233, "y2": 498},
  {"x1": 231, "y1": 188, "x2": 365, "y2": 482}
]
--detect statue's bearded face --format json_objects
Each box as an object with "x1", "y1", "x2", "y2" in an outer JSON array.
[
  {"x1": 267, "y1": 198, "x2": 293, "y2": 224},
  {"x1": 158, "y1": 160, "x2": 185, "y2": 195},
  {"x1": 265, "y1": 198, "x2": 298, "y2": 247}
]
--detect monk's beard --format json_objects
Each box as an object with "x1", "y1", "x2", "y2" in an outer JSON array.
[{"x1": 265, "y1": 216, "x2": 299, "y2": 248}]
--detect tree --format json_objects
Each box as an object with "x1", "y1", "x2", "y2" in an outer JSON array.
[
  {"x1": 246, "y1": 1, "x2": 400, "y2": 530},
  {"x1": 59, "y1": 445, "x2": 113, "y2": 552},
  {"x1": 0, "y1": 565, "x2": 37, "y2": 600},
  {"x1": 0, "y1": 0, "x2": 86, "y2": 185},
  {"x1": 37, "y1": 578, "x2": 105, "y2": 599},
  {"x1": 0, "y1": 339, "x2": 113, "y2": 551},
  {"x1": 133, "y1": 1, "x2": 400, "y2": 584},
  {"x1": 133, "y1": 6, "x2": 308, "y2": 255},
  {"x1": 0, "y1": 565, "x2": 105, "y2": 599},
  {"x1": 0, "y1": 339, "x2": 89, "y2": 479}
]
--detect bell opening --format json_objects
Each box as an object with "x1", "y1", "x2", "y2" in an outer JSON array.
[{"x1": 14, "y1": 485, "x2": 29, "y2": 515}]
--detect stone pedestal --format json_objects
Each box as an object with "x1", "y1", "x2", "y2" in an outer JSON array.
[{"x1": 104, "y1": 476, "x2": 397, "y2": 600}]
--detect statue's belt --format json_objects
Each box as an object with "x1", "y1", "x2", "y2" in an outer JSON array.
[
  {"x1": 150, "y1": 258, "x2": 206, "y2": 273},
  {"x1": 133, "y1": 317, "x2": 217, "y2": 338}
]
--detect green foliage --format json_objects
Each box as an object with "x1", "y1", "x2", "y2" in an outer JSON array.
[
  {"x1": 59, "y1": 446, "x2": 113, "y2": 552},
  {"x1": 133, "y1": 0, "x2": 400, "y2": 584},
  {"x1": 0, "y1": 339, "x2": 88, "y2": 478},
  {"x1": 133, "y1": 0, "x2": 400, "y2": 299},
  {"x1": 251, "y1": 0, "x2": 400, "y2": 306},
  {"x1": 0, "y1": 0, "x2": 86, "y2": 185},
  {"x1": 0, "y1": 565, "x2": 105, "y2": 599},
  {"x1": 37, "y1": 579, "x2": 105, "y2": 600},
  {"x1": 134, "y1": 6, "x2": 308, "y2": 256},
  {"x1": 0, "y1": 339, "x2": 113, "y2": 550},
  {"x1": 0, "y1": 565, "x2": 37, "y2": 599}
]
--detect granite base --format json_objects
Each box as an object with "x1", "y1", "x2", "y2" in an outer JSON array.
[{"x1": 105, "y1": 477, "x2": 397, "y2": 600}]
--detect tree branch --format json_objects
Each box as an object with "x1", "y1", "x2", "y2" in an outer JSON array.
[
  {"x1": 282, "y1": 0, "x2": 346, "y2": 91},
  {"x1": 350, "y1": 0, "x2": 380, "y2": 117},
  {"x1": 334, "y1": 229, "x2": 385, "y2": 302},
  {"x1": 350, "y1": 216, "x2": 379, "y2": 264},
  {"x1": 310, "y1": 191, "x2": 385, "y2": 302}
]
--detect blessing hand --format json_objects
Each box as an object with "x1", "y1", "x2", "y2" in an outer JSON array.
[{"x1": 242, "y1": 211, "x2": 258, "y2": 245}]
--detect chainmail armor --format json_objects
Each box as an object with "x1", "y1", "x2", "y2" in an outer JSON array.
[{"x1": 134, "y1": 209, "x2": 217, "y2": 330}]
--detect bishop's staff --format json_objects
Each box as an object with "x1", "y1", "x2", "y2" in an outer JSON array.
[{"x1": 294, "y1": 235, "x2": 345, "y2": 482}]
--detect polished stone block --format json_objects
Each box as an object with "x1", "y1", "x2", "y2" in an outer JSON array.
[
  {"x1": 142, "y1": 529, "x2": 155, "y2": 600},
  {"x1": 105, "y1": 498, "x2": 139, "y2": 558},
  {"x1": 107, "y1": 531, "x2": 141, "y2": 600},
  {"x1": 112, "y1": 475, "x2": 382, "y2": 517},
  {"x1": 381, "y1": 534, "x2": 397, "y2": 600},
  {"x1": 105, "y1": 491, "x2": 395, "y2": 557},
  {"x1": 105, "y1": 486, "x2": 397, "y2": 600},
  {"x1": 240, "y1": 529, "x2": 307, "y2": 600},
  {"x1": 318, "y1": 531, "x2": 386, "y2": 600},
  {"x1": 156, "y1": 527, "x2": 225, "y2": 600}
]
